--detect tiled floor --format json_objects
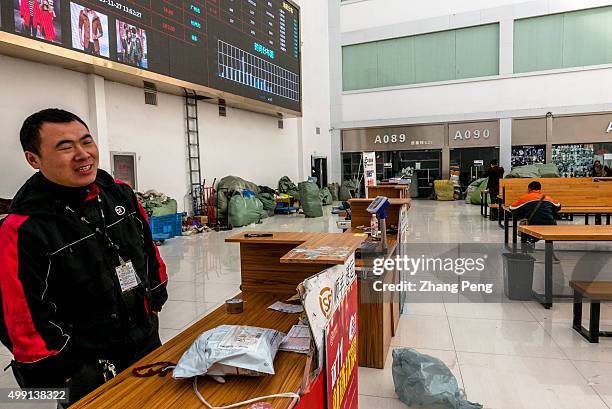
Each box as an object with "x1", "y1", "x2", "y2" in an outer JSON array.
[{"x1": 3, "y1": 199, "x2": 612, "y2": 408}]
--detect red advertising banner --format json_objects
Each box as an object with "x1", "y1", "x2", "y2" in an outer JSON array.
[{"x1": 325, "y1": 279, "x2": 358, "y2": 409}]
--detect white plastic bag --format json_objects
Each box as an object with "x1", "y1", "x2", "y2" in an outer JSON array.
[{"x1": 173, "y1": 325, "x2": 285, "y2": 379}]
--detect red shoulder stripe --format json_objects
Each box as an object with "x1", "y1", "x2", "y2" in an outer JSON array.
[
  {"x1": 0, "y1": 215, "x2": 60, "y2": 362},
  {"x1": 135, "y1": 197, "x2": 168, "y2": 285}
]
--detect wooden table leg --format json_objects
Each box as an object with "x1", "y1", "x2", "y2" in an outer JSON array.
[{"x1": 504, "y1": 209, "x2": 510, "y2": 244}]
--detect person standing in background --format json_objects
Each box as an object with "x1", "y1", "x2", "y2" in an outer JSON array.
[{"x1": 485, "y1": 159, "x2": 504, "y2": 204}]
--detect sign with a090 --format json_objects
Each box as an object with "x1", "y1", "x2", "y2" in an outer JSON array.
[
  {"x1": 374, "y1": 134, "x2": 406, "y2": 144},
  {"x1": 453, "y1": 129, "x2": 491, "y2": 140}
]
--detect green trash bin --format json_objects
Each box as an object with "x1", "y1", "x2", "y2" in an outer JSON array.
[{"x1": 502, "y1": 253, "x2": 535, "y2": 301}]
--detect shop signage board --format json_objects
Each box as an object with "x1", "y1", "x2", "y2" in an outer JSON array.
[
  {"x1": 341, "y1": 125, "x2": 445, "y2": 152},
  {"x1": 299, "y1": 254, "x2": 356, "y2": 369},
  {"x1": 512, "y1": 117, "x2": 547, "y2": 145},
  {"x1": 325, "y1": 279, "x2": 358, "y2": 409},
  {"x1": 298, "y1": 254, "x2": 358, "y2": 409},
  {"x1": 448, "y1": 121, "x2": 500, "y2": 148},
  {"x1": 546, "y1": 113, "x2": 612, "y2": 144},
  {"x1": 363, "y1": 152, "x2": 377, "y2": 189}
]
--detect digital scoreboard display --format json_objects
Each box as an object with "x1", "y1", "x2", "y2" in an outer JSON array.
[{"x1": 0, "y1": 0, "x2": 301, "y2": 112}]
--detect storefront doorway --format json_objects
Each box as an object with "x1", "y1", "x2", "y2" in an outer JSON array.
[
  {"x1": 311, "y1": 156, "x2": 328, "y2": 188},
  {"x1": 450, "y1": 147, "x2": 499, "y2": 189}
]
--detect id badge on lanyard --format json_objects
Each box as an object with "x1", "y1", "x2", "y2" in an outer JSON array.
[{"x1": 116, "y1": 255, "x2": 141, "y2": 293}]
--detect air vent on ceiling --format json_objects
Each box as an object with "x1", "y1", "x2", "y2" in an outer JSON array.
[
  {"x1": 316, "y1": 127, "x2": 321, "y2": 135},
  {"x1": 143, "y1": 81, "x2": 157, "y2": 106},
  {"x1": 218, "y1": 99, "x2": 226, "y2": 117}
]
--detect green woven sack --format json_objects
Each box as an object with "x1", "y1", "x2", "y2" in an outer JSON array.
[
  {"x1": 320, "y1": 187, "x2": 333, "y2": 206},
  {"x1": 228, "y1": 194, "x2": 264, "y2": 227},
  {"x1": 298, "y1": 181, "x2": 323, "y2": 217}
]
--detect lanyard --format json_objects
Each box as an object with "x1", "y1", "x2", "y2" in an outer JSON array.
[{"x1": 64, "y1": 194, "x2": 123, "y2": 260}]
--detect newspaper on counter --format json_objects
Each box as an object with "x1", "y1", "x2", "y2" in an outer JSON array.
[
  {"x1": 279, "y1": 324, "x2": 311, "y2": 354},
  {"x1": 268, "y1": 301, "x2": 304, "y2": 314}
]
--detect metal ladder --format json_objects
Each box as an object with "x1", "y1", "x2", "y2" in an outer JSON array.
[{"x1": 185, "y1": 90, "x2": 203, "y2": 215}]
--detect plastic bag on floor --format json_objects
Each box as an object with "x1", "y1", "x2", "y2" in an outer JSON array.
[{"x1": 392, "y1": 348, "x2": 482, "y2": 409}]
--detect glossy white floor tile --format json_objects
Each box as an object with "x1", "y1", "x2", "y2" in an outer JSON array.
[
  {"x1": 403, "y1": 302, "x2": 448, "y2": 317},
  {"x1": 458, "y1": 352, "x2": 608, "y2": 409},
  {"x1": 165, "y1": 281, "x2": 239, "y2": 303},
  {"x1": 390, "y1": 315, "x2": 454, "y2": 351},
  {"x1": 444, "y1": 301, "x2": 535, "y2": 322},
  {"x1": 158, "y1": 300, "x2": 218, "y2": 330},
  {"x1": 573, "y1": 360, "x2": 612, "y2": 408},
  {"x1": 449, "y1": 316, "x2": 565, "y2": 358},
  {"x1": 543, "y1": 322, "x2": 612, "y2": 363}
]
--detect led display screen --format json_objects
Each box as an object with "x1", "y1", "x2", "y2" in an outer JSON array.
[{"x1": 1, "y1": 0, "x2": 301, "y2": 112}]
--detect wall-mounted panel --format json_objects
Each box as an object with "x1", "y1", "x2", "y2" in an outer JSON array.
[
  {"x1": 512, "y1": 117, "x2": 547, "y2": 145},
  {"x1": 342, "y1": 124, "x2": 446, "y2": 152},
  {"x1": 553, "y1": 113, "x2": 612, "y2": 144},
  {"x1": 514, "y1": 6, "x2": 612, "y2": 73},
  {"x1": 342, "y1": 23, "x2": 499, "y2": 91}
]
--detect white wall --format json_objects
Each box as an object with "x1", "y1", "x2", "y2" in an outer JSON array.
[
  {"x1": 198, "y1": 103, "x2": 300, "y2": 189},
  {"x1": 341, "y1": 67, "x2": 612, "y2": 127},
  {"x1": 295, "y1": 0, "x2": 332, "y2": 180},
  {"x1": 0, "y1": 56, "x2": 90, "y2": 198},
  {"x1": 105, "y1": 81, "x2": 189, "y2": 209}
]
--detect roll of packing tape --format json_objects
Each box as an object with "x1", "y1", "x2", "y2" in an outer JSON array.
[{"x1": 225, "y1": 298, "x2": 244, "y2": 314}]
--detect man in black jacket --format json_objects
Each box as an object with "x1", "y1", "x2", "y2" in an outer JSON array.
[
  {"x1": 0, "y1": 109, "x2": 168, "y2": 405},
  {"x1": 485, "y1": 159, "x2": 504, "y2": 204}
]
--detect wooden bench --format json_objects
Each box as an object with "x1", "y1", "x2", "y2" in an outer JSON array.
[
  {"x1": 499, "y1": 178, "x2": 612, "y2": 243},
  {"x1": 570, "y1": 281, "x2": 612, "y2": 343}
]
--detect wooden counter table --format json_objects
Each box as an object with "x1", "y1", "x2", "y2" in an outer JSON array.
[
  {"x1": 518, "y1": 225, "x2": 612, "y2": 309},
  {"x1": 348, "y1": 198, "x2": 411, "y2": 229},
  {"x1": 366, "y1": 185, "x2": 409, "y2": 199},
  {"x1": 73, "y1": 292, "x2": 307, "y2": 409},
  {"x1": 348, "y1": 198, "x2": 411, "y2": 368},
  {"x1": 225, "y1": 231, "x2": 365, "y2": 295},
  {"x1": 351, "y1": 230, "x2": 400, "y2": 369}
]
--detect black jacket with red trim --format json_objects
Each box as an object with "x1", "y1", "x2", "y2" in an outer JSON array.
[
  {"x1": 0, "y1": 170, "x2": 168, "y2": 387},
  {"x1": 509, "y1": 190, "x2": 561, "y2": 225}
]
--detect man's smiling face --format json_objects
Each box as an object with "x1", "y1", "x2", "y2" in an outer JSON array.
[{"x1": 25, "y1": 120, "x2": 99, "y2": 187}]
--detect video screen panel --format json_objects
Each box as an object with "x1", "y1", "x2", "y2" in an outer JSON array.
[{"x1": 2, "y1": 0, "x2": 301, "y2": 112}]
